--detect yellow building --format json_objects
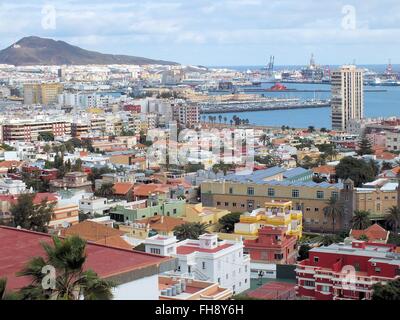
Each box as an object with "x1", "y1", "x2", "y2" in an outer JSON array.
[
  {"x1": 23, "y1": 83, "x2": 63, "y2": 105},
  {"x1": 184, "y1": 203, "x2": 231, "y2": 232},
  {"x1": 41, "y1": 83, "x2": 63, "y2": 105},
  {"x1": 234, "y1": 200, "x2": 302, "y2": 239}
]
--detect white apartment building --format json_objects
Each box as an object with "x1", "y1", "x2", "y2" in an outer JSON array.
[
  {"x1": 145, "y1": 233, "x2": 251, "y2": 295},
  {"x1": 79, "y1": 195, "x2": 111, "y2": 215},
  {"x1": 331, "y1": 65, "x2": 364, "y2": 132},
  {"x1": 0, "y1": 178, "x2": 27, "y2": 194}
]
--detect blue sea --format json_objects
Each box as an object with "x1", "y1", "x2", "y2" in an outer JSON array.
[{"x1": 206, "y1": 65, "x2": 400, "y2": 129}]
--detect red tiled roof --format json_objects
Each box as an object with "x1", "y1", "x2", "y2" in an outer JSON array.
[
  {"x1": 113, "y1": 182, "x2": 134, "y2": 195},
  {"x1": 350, "y1": 224, "x2": 389, "y2": 242},
  {"x1": 0, "y1": 193, "x2": 58, "y2": 205},
  {"x1": 176, "y1": 243, "x2": 233, "y2": 255},
  {"x1": 0, "y1": 226, "x2": 172, "y2": 291},
  {"x1": 133, "y1": 184, "x2": 170, "y2": 197},
  {"x1": 0, "y1": 161, "x2": 23, "y2": 168},
  {"x1": 61, "y1": 220, "x2": 124, "y2": 242},
  {"x1": 312, "y1": 165, "x2": 336, "y2": 175}
]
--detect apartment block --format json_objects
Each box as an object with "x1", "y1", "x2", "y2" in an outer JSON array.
[{"x1": 331, "y1": 65, "x2": 364, "y2": 132}]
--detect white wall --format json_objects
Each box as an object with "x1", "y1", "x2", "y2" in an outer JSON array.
[{"x1": 112, "y1": 274, "x2": 159, "y2": 300}]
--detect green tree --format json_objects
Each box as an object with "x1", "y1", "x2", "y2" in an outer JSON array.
[
  {"x1": 17, "y1": 236, "x2": 114, "y2": 300},
  {"x1": 335, "y1": 157, "x2": 376, "y2": 187},
  {"x1": 95, "y1": 183, "x2": 115, "y2": 199},
  {"x1": 0, "y1": 278, "x2": 19, "y2": 300},
  {"x1": 317, "y1": 234, "x2": 341, "y2": 246},
  {"x1": 323, "y1": 196, "x2": 344, "y2": 234},
  {"x1": 173, "y1": 222, "x2": 209, "y2": 241},
  {"x1": 307, "y1": 126, "x2": 315, "y2": 133},
  {"x1": 43, "y1": 144, "x2": 51, "y2": 153},
  {"x1": 357, "y1": 134, "x2": 373, "y2": 156},
  {"x1": 218, "y1": 212, "x2": 242, "y2": 233},
  {"x1": 259, "y1": 133, "x2": 268, "y2": 146},
  {"x1": 351, "y1": 210, "x2": 371, "y2": 230},
  {"x1": 72, "y1": 158, "x2": 83, "y2": 172},
  {"x1": 38, "y1": 132, "x2": 55, "y2": 142},
  {"x1": 301, "y1": 155, "x2": 315, "y2": 169},
  {"x1": 298, "y1": 244, "x2": 311, "y2": 261},
  {"x1": 88, "y1": 167, "x2": 116, "y2": 185},
  {"x1": 11, "y1": 193, "x2": 55, "y2": 233},
  {"x1": 372, "y1": 278, "x2": 400, "y2": 300},
  {"x1": 385, "y1": 206, "x2": 400, "y2": 234},
  {"x1": 358, "y1": 234, "x2": 369, "y2": 241}
]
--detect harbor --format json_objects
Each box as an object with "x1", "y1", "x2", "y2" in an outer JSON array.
[{"x1": 199, "y1": 99, "x2": 331, "y2": 114}]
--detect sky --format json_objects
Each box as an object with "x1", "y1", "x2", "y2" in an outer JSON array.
[{"x1": 0, "y1": 0, "x2": 400, "y2": 66}]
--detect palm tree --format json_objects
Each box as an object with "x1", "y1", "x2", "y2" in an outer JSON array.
[
  {"x1": 218, "y1": 115, "x2": 222, "y2": 124},
  {"x1": 351, "y1": 210, "x2": 371, "y2": 230},
  {"x1": 317, "y1": 234, "x2": 340, "y2": 246},
  {"x1": 230, "y1": 119, "x2": 233, "y2": 126},
  {"x1": 223, "y1": 117, "x2": 227, "y2": 125},
  {"x1": 385, "y1": 206, "x2": 400, "y2": 234},
  {"x1": 17, "y1": 236, "x2": 114, "y2": 300},
  {"x1": 0, "y1": 278, "x2": 19, "y2": 300},
  {"x1": 173, "y1": 222, "x2": 209, "y2": 241},
  {"x1": 259, "y1": 133, "x2": 268, "y2": 146},
  {"x1": 323, "y1": 196, "x2": 344, "y2": 234},
  {"x1": 208, "y1": 115, "x2": 212, "y2": 124}
]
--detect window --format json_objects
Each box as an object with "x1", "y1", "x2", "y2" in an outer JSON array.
[
  {"x1": 274, "y1": 253, "x2": 284, "y2": 260},
  {"x1": 375, "y1": 267, "x2": 381, "y2": 273},
  {"x1": 321, "y1": 285, "x2": 330, "y2": 293},
  {"x1": 233, "y1": 203, "x2": 237, "y2": 207},
  {"x1": 315, "y1": 207, "x2": 319, "y2": 212},
  {"x1": 241, "y1": 204, "x2": 245, "y2": 208},
  {"x1": 292, "y1": 189, "x2": 299, "y2": 198},
  {"x1": 247, "y1": 187, "x2": 254, "y2": 195},
  {"x1": 306, "y1": 207, "x2": 311, "y2": 212},
  {"x1": 217, "y1": 201, "x2": 221, "y2": 206},
  {"x1": 267, "y1": 188, "x2": 275, "y2": 197},
  {"x1": 173, "y1": 209, "x2": 177, "y2": 214},
  {"x1": 202, "y1": 262, "x2": 206, "y2": 270},
  {"x1": 316, "y1": 191, "x2": 324, "y2": 199},
  {"x1": 224, "y1": 202, "x2": 229, "y2": 207},
  {"x1": 229, "y1": 187, "x2": 233, "y2": 194},
  {"x1": 150, "y1": 248, "x2": 161, "y2": 255},
  {"x1": 332, "y1": 191, "x2": 339, "y2": 200},
  {"x1": 314, "y1": 256, "x2": 319, "y2": 263},
  {"x1": 304, "y1": 280, "x2": 315, "y2": 287}
]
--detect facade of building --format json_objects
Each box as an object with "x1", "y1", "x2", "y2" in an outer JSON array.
[
  {"x1": 110, "y1": 199, "x2": 186, "y2": 223},
  {"x1": 244, "y1": 225, "x2": 298, "y2": 264},
  {"x1": 234, "y1": 200, "x2": 303, "y2": 239},
  {"x1": 201, "y1": 171, "x2": 355, "y2": 232},
  {"x1": 296, "y1": 240, "x2": 400, "y2": 300},
  {"x1": 145, "y1": 233, "x2": 251, "y2": 295},
  {"x1": 173, "y1": 104, "x2": 200, "y2": 127},
  {"x1": 331, "y1": 65, "x2": 364, "y2": 131},
  {"x1": 2, "y1": 119, "x2": 71, "y2": 142},
  {"x1": 24, "y1": 83, "x2": 63, "y2": 105},
  {"x1": 184, "y1": 203, "x2": 231, "y2": 232}
]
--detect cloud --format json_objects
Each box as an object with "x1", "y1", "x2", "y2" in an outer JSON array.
[{"x1": 0, "y1": 0, "x2": 399, "y2": 65}]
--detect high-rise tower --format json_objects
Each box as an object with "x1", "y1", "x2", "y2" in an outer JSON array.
[{"x1": 331, "y1": 65, "x2": 364, "y2": 131}]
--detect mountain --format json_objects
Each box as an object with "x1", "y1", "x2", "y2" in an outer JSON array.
[{"x1": 0, "y1": 36, "x2": 178, "y2": 66}]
